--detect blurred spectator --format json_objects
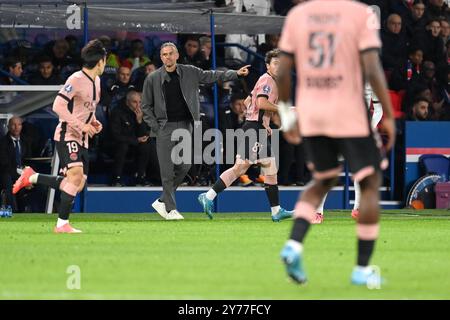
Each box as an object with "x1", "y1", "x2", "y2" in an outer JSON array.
[
  {"x1": 389, "y1": 46, "x2": 423, "y2": 91},
  {"x1": 440, "y1": 18, "x2": 450, "y2": 45},
  {"x1": 225, "y1": 34, "x2": 257, "y2": 64},
  {"x1": 64, "y1": 35, "x2": 82, "y2": 66},
  {"x1": 406, "y1": 97, "x2": 430, "y2": 120},
  {"x1": 428, "y1": 64, "x2": 450, "y2": 120},
  {"x1": 47, "y1": 39, "x2": 77, "y2": 73},
  {"x1": 0, "y1": 116, "x2": 32, "y2": 212},
  {"x1": 0, "y1": 56, "x2": 24, "y2": 85},
  {"x1": 102, "y1": 65, "x2": 136, "y2": 113},
  {"x1": 419, "y1": 61, "x2": 439, "y2": 88},
  {"x1": 403, "y1": 0, "x2": 428, "y2": 43},
  {"x1": 198, "y1": 36, "x2": 212, "y2": 70},
  {"x1": 257, "y1": 34, "x2": 280, "y2": 57},
  {"x1": 8, "y1": 40, "x2": 34, "y2": 71},
  {"x1": 381, "y1": 14, "x2": 408, "y2": 71},
  {"x1": 28, "y1": 55, "x2": 63, "y2": 85},
  {"x1": 403, "y1": 83, "x2": 432, "y2": 113},
  {"x1": 122, "y1": 39, "x2": 151, "y2": 71},
  {"x1": 424, "y1": 0, "x2": 450, "y2": 22},
  {"x1": 419, "y1": 18, "x2": 446, "y2": 65},
  {"x1": 133, "y1": 60, "x2": 157, "y2": 92},
  {"x1": 98, "y1": 35, "x2": 121, "y2": 71},
  {"x1": 390, "y1": 0, "x2": 414, "y2": 18},
  {"x1": 180, "y1": 36, "x2": 203, "y2": 67},
  {"x1": 218, "y1": 91, "x2": 247, "y2": 136},
  {"x1": 109, "y1": 91, "x2": 154, "y2": 186}
]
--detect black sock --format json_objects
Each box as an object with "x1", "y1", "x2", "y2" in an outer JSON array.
[
  {"x1": 212, "y1": 178, "x2": 227, "y2": 194},
  {"x1": 290, "y1": 218, "x2": 310, "y2": 243},
  {"x1": 37, "y1": 174, "x2": 63, "y2": 189},
  {"x1": 264, "y1": 184, "x2": 279, "y2": 207},
  {"x1": 357, "y1": 239, "x2": 375, "y2": 267},
  {"x1": 58, "y1": 191, "x2": 75, "y2": 220}
]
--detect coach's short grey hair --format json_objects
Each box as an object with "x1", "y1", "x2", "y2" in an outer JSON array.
[{"x1": 160, "y1": 42, "x2": 178, "y2": 52}]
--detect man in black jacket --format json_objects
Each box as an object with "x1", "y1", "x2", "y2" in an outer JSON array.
[
  {"x1": 381, "y1": 14, "x2": 408, "y2": 71},
  {"x1": 402, "y1": 0, "x2": 428, "y2": 44},
  {"x1": 0, "y1": 116, "x2": 32, "y2": 212},
  {"x1": 424, "y1": 0, "x2": 450, "y2": 22},
  {"x1": 28, "y1": 55, "x2": 64, "y2": 85},
  {"x1": 110, "y1": 90, "x2": 153, "y2": 186},
  {"x1": 102, "y1": 66, "x2": 136, "y2": 114}
]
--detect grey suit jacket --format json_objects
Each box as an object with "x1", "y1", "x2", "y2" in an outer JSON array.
[{"x1": 141, "y1": 64, "x2": 239, "y2": 137}]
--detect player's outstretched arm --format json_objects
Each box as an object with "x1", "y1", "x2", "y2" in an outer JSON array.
[
  {"x1": 361, "y1": 50, "x2": 396, "y2": 151},
  {"x1": 196, "y1": 65, "x2": 249, "y2": 84}
]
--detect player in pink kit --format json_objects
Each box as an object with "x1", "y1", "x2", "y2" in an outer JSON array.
[
  {"x1": 314, "y1": 83, "x2": 385, "y2": 224},
  {"x1": 13, "y1": 39, "x2": 107, "y2": 233},
  {"x1": 198, "y1": 49, "x2": 294, "y2": 221},
  {"x1": 276, "y1": 1, "x2": 395, "y2": 285}
]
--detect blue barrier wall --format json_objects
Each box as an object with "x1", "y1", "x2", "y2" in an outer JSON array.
[{"x1": 82, "y1": 186, "x2": 398, "y2": 213}]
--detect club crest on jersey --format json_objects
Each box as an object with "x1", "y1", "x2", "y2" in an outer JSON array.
[
  {"x1": 263, "y1": 85, "x2": 271, "y2": 94},
  {"x1": 70, "y1": 152, "x2": 78, "y2": 161},
  {"x1": 64, "y1": 84, "x2": 73, "y2": 93}
]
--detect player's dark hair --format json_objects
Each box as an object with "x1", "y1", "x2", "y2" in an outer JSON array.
[
  {"x1": 81, "y1": 39, "x2": 107, "y2": 69},
  {"x1": 265, "y1": 48, "x2": 281, "y2": 65}
]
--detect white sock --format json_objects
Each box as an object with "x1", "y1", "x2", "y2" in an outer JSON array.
[
  {"x1": 29, "y1": 173, "x2": 39, "y2": 184},
  {"x1": 271, "y1": 205, "x2": 281, "y2": 215},
  {"x1": 57, "y1": 218, "x2": 68, "y2": 228},
  {"x1": 355, "y1": 265, "x2": 372, "y2": 274},
  {"x1": 286, "y1": 239, "x2": 303, "y2": 253},
  {"x1": 316, "y1": 193, "x2": 328, "y2": 214},
  {"x1": 205, "y1": 189, "x2": 217, "y2": 201},
  {"x1": 353, "y1": 181, "x2": 361, "y2": 210}
]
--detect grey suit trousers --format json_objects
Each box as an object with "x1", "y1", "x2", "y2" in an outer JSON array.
[{"x1": 156, "y1": 120, "x2": 193, "y2": 212}]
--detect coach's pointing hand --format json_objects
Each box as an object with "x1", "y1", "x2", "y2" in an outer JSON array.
[{"x1": 237, "y1": 65, "x2": 251, "y2": 77}]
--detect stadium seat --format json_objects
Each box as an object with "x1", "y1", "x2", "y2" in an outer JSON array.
[
  {"x1": 388, "y1": 90, "x2": 406, "y2": 119},
  {"x1": 419, "y1": 154, "x2": 450, "y2": 181}
]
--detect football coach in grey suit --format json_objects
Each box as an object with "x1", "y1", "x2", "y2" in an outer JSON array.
[{"x1": 142, "y1": 42, "x2": 250, "y2": 220}]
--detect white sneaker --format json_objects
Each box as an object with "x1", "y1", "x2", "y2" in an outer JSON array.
[
  {"x1": 168, "y1": 209, "x2": 184, "y2": 220},
  {"x1": 152, "y1": 199, "x2": 168, "y2": 219}
]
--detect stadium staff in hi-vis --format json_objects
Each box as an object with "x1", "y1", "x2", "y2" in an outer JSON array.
[{"x1": 142, "y1": 42, "x2": 250, "y2": 220}]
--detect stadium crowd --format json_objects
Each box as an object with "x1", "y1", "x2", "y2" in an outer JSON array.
[{"x1": 0, "y1": 0, "x2": 449, "y2": 212}]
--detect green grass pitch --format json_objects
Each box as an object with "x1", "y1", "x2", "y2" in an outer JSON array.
[{"x1": 0, "y1": 210, "x2": 449, "y2": 300}]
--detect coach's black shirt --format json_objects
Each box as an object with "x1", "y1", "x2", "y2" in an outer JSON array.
[{"x1": 163, "y1": 70, "x2": 192, "y2": 122}]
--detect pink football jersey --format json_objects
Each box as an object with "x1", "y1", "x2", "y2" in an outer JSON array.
[
  {"x1": 53, "y1": 70, "x2": 100, "y2": 148},
  {"x1": 246, "y1": 73, "x2": 278, "y2": 122},
  {"x1": 279, "y1": 0, "x2": 382, "y2": 137}
]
